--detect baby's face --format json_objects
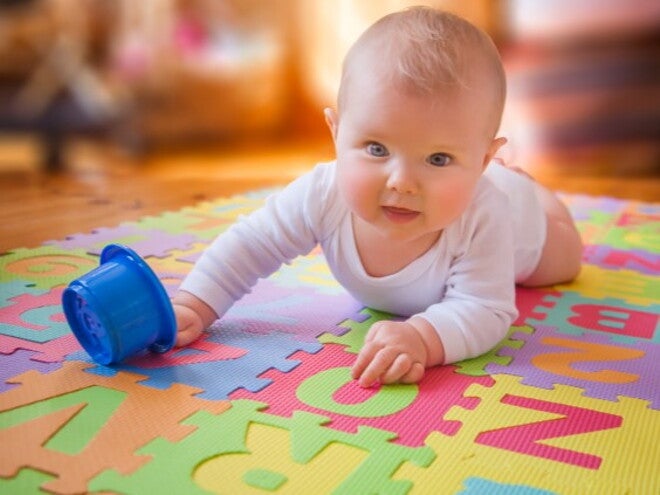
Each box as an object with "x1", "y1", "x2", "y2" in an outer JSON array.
[{"x1": 329, "y1": 67, "x2": 503, "y2": 245}]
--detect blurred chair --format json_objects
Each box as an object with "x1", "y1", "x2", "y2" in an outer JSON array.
[{"x1": 0, "y1": 0, "x2": 120, "y2": 170}]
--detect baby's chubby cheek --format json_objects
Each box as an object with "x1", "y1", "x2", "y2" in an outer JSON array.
[{"x1": 336, "y1": 164, "x2": 376, "y2": 212}]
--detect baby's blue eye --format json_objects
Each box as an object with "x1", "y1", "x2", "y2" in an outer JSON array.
[
  {"x1": 367, "y1": 142, "x2": 389, "y2": 157},
  {"x1": 427, "y1": 153, "x2": 451, "y2": 167}
]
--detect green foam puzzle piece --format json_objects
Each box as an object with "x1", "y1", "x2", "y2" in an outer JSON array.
[
  {"x1": 0, "y1": 468, "x2": 55, "y2": 493},
  {"x1": 321, "y1": 308, "x2": 397, "y2": 354},
  {"x1": 454, "y1": 325, "x2": 535, "y2": 376},
  {"x1": 0, "y1": 246, "x2": 97, "y2": 289},
  {"x1": 0, "y1": 386, "x2": 126, "y2": 455}
]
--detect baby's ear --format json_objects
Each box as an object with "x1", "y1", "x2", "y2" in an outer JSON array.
[
  {"x1": 324, "y1": 108, "x2": 339, "y2": 142},
  {"x1": 483, "y1": 137, "x2": 508, "y2": 169}
]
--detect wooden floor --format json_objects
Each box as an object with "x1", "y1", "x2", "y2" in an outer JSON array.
[{"x1": 0, "y1": 135, "x2": 658, "y2": 253}]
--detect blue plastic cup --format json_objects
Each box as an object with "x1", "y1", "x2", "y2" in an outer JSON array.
[{"x1": 62, "y1": 244, "x2": 176, "y2": 365}]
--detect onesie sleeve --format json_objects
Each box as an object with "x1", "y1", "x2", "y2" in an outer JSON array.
[
  {"x1": 414, "y1": 186, "x2": 519, "y2": 364},
  {"x1": 179, "y1": 163, "x2": 336, "y2": 318}
]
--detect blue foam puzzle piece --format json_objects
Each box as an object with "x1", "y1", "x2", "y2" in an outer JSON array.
[{"x1": 77, "y1": 324, "x2": 322, "y2": 400}]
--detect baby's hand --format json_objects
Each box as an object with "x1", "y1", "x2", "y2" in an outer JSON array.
[
  {"x1": 171, "y1": 291, "x2": 218, "y2": 347},
  {"x1": 351, "y1": 320, "x2": 428, "y2": 388},
  {"x1": 172, "y1": 303, "x2": 205, "y2": 347}
]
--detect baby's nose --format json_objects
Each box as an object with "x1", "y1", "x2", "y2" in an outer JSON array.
[{"x1": 386, "y1": 161, "x2": 418, "y2": 194}]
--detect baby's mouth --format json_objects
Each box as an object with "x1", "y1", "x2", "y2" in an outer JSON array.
[{"x1": 381, "y1": 205, "x2": 420, "y2": 223}]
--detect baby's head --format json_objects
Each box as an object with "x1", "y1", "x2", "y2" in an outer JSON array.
[
  {"x1": 327, "y1": 8, "x2": 510, "y2": 245},
  {"x1": 336, "y1": 6, "x2": 506, "y2": 140}
]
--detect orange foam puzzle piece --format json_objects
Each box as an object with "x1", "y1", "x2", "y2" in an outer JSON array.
[{"x1": 0, "y1": 361, "x2": 230, "y2": 494}]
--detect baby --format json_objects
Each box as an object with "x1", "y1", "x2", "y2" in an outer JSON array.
[{"x1": 172, "y1": 7, "x2": 583, "y2": 388}]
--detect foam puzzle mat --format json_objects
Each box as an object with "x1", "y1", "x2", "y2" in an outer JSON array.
[{"x1": 1, "y1": 189, "x2": 658, "y2": 494}]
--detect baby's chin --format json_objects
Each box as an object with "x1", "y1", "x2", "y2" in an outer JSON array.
[{"x1": 376, "y1": 223, "x2": 443, "y2": 244}]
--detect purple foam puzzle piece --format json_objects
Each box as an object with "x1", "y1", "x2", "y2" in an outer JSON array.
[
  {"x1": 176, "y1": 250, "x2": 203, "y2": 264},
  {"x1": 127, "y1": 230, "x2": 200, "y2": 258},
  {"x1": 582, "y1": 245, "x2": 659, "y2": 275},
  {"x1": 223, "y1": 278, "x2": 364, "y2": 342},
  {"x1": 562, "y1": 194, "x2": 627, "y2": 220},
  {"x1": 48, "y1": 225, "x2": 199, "y2": 258},
  {"x1": 0, "y1": 349, "x2": 62, "y2": 392},
  {"x1": 151, "y1": 270, "x2": 186, "y2": 298},
  {"x1": 47, "y1": 225, "x2": 143, "y2": 250},
  {"x1": 0, "y1": 333, "x2": 81, "y2": 363},
  {"x1": 486, "y1": 324, "x2": 660, "y2": 408},
  {"x1": 638, "y1": 203, "x2": 660, "y2": 215}
]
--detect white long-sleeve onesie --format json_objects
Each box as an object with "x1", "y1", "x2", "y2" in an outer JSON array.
[{"x1": 180, "y1": 161, "x2": 546, "y2": 363}]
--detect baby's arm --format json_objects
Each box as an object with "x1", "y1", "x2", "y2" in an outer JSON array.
[
  {"x1": 351, "y1": 317, "x2": 445, "y2": 387},
  {"x1": 172, "y1": 163, "x2": 334, "y2": 347}
]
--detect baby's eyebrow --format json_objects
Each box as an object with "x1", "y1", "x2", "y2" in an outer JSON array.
[
  {"x1": 359, "y1": 134, "x2": 389, "y2": 145},
  {"x1": 429, "y1": 141, "x2": 463, "y2": 153}
]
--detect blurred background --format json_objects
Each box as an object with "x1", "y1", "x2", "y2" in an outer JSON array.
[{"x1": 0, "y1": 0, "x2": 658, "y2": 176}]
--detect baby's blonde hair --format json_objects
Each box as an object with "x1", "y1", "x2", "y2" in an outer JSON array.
[{"x1": 338, "y1": 6, "x2": 506, "y2": 135}]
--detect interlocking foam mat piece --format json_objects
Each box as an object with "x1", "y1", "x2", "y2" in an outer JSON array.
[{"x1": 1, "y1": 190, "x2": 658, "y2": 494}]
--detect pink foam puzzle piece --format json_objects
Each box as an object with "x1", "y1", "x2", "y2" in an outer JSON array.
[
  {"x1": 525, "y1": 290, "x2": 660, "y2": 345},
  {"x1": 0, "y1": 334, "x2": 80, "y2": 363},
  {"x1": 122, "y1": 332, "x2": 247, "y2": 368},
  {"x1": 514, "y1": 287, "x2": 561, "y2": 326},
  {"x1": 1, "y1": 286, "x2": 71, "y2": 344},
  {"x1": 230, "y1": 343, "x2": 495, "y2": 447}
]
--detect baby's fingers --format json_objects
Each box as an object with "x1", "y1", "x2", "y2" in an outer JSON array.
[
  {"x1": 175, "y1": 325, "x2": 203, "y2": 347},
  {"x1": 351, "y1": 341, "x2": 380, "y2": 382},
  {"x1": 380, "y1": 353, "x2": 418, "y2": 384},
  {"x1": 399, "y1": 362, "x2": 425, "y2": 384},
  {"x1": 354, "y1": 345, "x2": 399, "y2": 388}
]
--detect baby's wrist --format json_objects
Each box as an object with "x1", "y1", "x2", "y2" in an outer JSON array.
[{"x1": 407, "y1": 316, "x2": 445, "y2": 367}]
